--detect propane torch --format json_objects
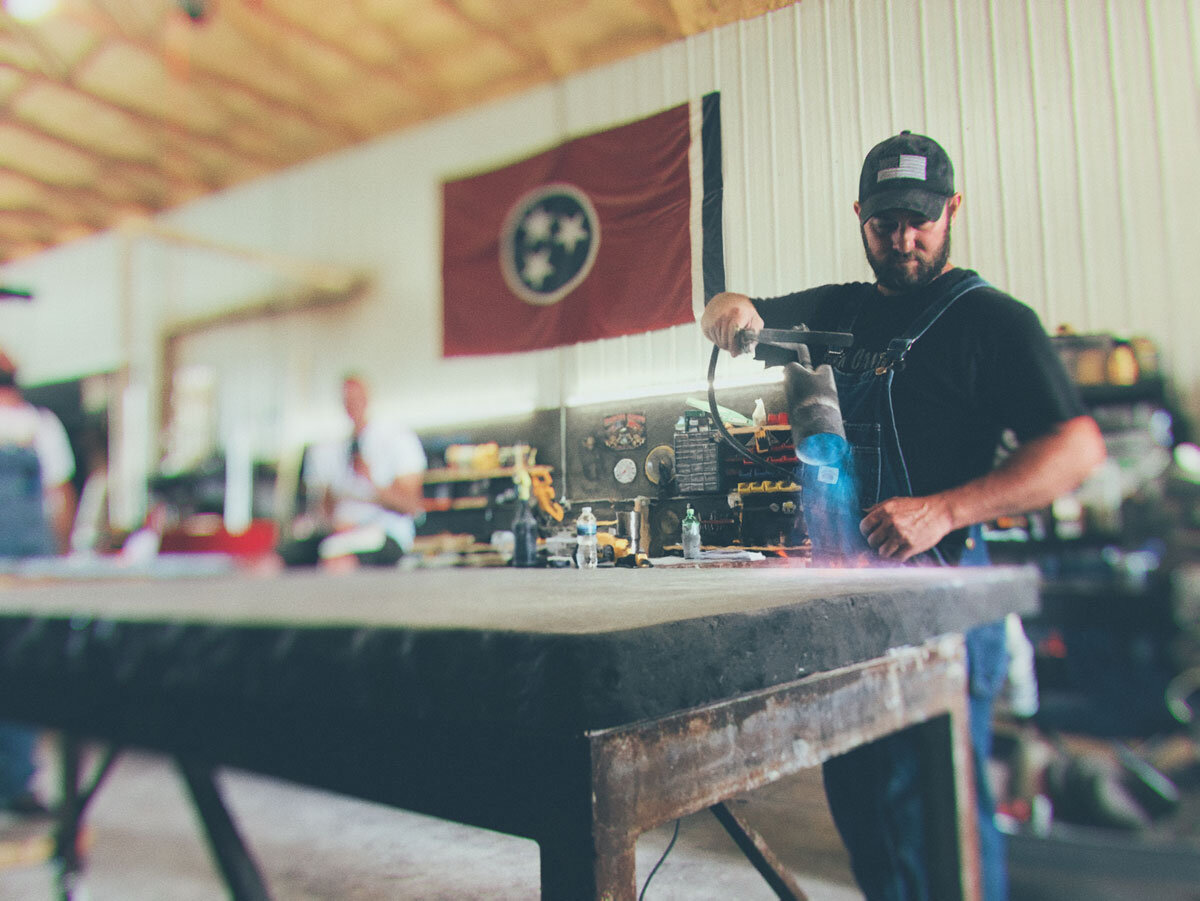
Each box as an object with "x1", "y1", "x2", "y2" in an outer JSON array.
[{"x1": 706, "y1": 324, "x2": 855, "y2": 475}]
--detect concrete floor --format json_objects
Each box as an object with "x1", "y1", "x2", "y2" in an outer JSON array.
[
  {"x1": 5, "y1": 738, "x2": 1199, "y2": 900},
  {"x1": 0, "y1": 742, "x2": 863, "y2": 900}
]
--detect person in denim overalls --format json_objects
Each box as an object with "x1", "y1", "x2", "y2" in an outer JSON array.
[
  {"x1": 0, "y1": 351, "x2": 76, "y2": 814},
  {"x1": 701, "y1": 133, "x2": 1107, "y2": 899}
]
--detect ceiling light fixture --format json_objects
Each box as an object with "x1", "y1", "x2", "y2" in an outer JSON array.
[{"x1": 3, "y1": 0, "x2": 60, "y2": 22}]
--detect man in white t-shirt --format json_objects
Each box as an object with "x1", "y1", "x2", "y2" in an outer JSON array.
[
  {"x1": 0, "y1": 349, "x2": 76, "y2": 813},
  {"x1": 284, "y1": 374, "x2": 426, "y2": 568}
]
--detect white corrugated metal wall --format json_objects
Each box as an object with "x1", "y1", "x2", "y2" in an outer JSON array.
[
  {"x1": 568, "y1": 0, "x2": 1200, "y2": 423},
  {"x1": 1, "y1": 0, "x2": 1196, "y2": 515},
  {"x1": 514, "y1": 0, "x2": 1198, "y2": 427}
]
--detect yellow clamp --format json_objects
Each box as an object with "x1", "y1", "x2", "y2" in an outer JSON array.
[{"x1": 529, "y1": 467, "x2": 564, "y2": 521}]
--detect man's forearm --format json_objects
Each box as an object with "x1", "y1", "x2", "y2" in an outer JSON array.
[
  {"x1": 861, "y1": 415, "x2": 1107, "y2": 561},
  {"x1": 48, "y1": 482, "x2": 77, "y2": 554},
  {"x1": 376, "y1": 474, "x2": 426, "y2": 515},
  {"x1": 938, "y1": 414, "x2": 1107, "y2": 532}
]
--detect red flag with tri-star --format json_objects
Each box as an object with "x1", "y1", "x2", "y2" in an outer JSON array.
[{"x1": 440, "y1": 93, "x2": 724, "y2": 357}]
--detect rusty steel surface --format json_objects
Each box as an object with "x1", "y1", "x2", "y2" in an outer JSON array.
[
  {"x1": 588, "y1": 635, "x2": 969, "y2": 828},
  {"x1": 583, "y1": 636, "x2": 980, "y2": 901}
]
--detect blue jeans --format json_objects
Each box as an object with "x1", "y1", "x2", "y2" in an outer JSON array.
[
  {"x1": 823, "y1": 621, "x2": 1009, "y2": 901},
  {"x1": 0, "y1": 721, "x2": 38, "y2": 807}
]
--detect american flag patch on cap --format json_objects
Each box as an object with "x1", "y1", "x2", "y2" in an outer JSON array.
[{"x1": 877, "y1": 154, "x2": 927, "y2": 182}]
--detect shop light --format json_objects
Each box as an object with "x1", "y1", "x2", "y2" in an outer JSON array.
[{"x1": 4, "y1": 0, "x2": 60, "y2": 22}]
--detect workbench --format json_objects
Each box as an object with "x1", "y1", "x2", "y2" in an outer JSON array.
[{"x1": 0, "y1": 564, "x2": 1039, "y2": 900}]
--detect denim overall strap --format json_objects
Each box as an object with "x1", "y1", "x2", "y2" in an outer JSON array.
[
  {"x1": 821, "y1": 272, "x2": 1009, "y2": 901},
  {"x1": 0, "y1": 444, "x2": 54, "y2": 558},
  {"x1": 0, "y1": 443, "x2": 52, "y2": 809},
  {"x1": 823, "y1": 275, "x2": 991, "y2": 552},
  {"x1": 879, "y1": 273, "x2": 991, "y2": 564},
  {"x1": 878, "y1": 274, "x2": 988, "y2": 373}
]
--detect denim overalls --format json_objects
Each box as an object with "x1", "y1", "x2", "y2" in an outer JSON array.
[
  {"x1": 0, "y1": 443, "x2": 56, "y2": 558},
  {"x1": 814, "y1": 275, "x2": 1010, "y2": 901},
  {"x1": 0, "y1": 442, "x2": 55, "y2": 806}
]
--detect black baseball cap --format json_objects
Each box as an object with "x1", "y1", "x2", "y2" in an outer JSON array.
[{"x1": 858, "y1": 131, "x2": 955, "y2": 223}]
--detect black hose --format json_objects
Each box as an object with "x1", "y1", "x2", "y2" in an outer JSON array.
[{"x1": 706, "y1": 344, "x2": 798, "y2": 482}]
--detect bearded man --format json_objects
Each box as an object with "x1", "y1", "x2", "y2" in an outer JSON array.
[{"x1": 701, "y1": 131, "x2": 1106, "y2": 900}]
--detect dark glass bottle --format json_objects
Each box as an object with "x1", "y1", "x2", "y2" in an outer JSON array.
[{"x1": 512, "y1": 495, "x2": 539, "y2": 567}]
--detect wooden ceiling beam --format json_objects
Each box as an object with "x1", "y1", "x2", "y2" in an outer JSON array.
[
  {"x1": 0, "y1": 7, "x2": 78, "y2": 80},
  {"x1": 78, "y1": 3, "x2": 365, "y2": 147},
  {"x1": 8, "y1": 63, "x2": 299, "y2": 175},
  {"x1": 0, "y1": 165, "x2": 154, "y2": 222},
  {"x1": 440, "y1": 0, "x2": 560, "y2": 80},
  {"x1": 0, "y1": 0, "x2": 794, "y2": 264},
  {"x1": 10, "y1": 5, "x2": 318, "y2": 174},
  {"x1": 0, "y1": 104, "x2": 245, "y2": 213},
  {"x1": 221, "y1": 1, "x2": 418, "y2": 135}
]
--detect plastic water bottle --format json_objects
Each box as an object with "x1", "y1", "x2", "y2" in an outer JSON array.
[
  {"x1": 575, "y1": 506, "x2": 598, "y2": 569},
  {"x1": 682, "y1": 505, "x2": 701, "y2": 559}
]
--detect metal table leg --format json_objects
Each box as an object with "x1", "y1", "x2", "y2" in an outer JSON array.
[
  {"x1": 709, "y1": 801, "x2": 809, "y2": 901},
  {"x1": 53, "y1": 736, "x2": 118, "y2": 901},
  {"x1": 178, "y1": 759, "x2": 272, "y2": 901},
  {"x1": 563, "y1": 635, "x2": 978, "y2": 901}
]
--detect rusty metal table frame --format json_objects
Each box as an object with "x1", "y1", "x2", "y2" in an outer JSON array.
[
  {"x1": 44, "y1": 635, "x2": 979, "y2": 901},
  {"x1": 0, "y1": 567, "x2": 1026, "y2": 900},
  {"x1": 558, "y1": 634, "x2": 979, "y2": 901}
]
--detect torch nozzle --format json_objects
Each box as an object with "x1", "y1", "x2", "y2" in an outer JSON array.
[
  {"x1": 783, "y1": 356, "x2": 847, "y2": 467},
  {"x1": 797, "y1": 432, "x2": 849, "y2": 467}
]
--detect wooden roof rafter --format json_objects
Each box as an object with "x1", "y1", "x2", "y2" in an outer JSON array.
[{"x1": 0, "y1": 0, "x2": 804, "y2": 265}]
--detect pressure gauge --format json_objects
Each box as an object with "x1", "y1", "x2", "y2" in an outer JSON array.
[{"x1": 613, "y1": 457, "x2": 638, "y2": 484}]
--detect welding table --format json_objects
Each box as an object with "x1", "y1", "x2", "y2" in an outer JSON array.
[{"x1": 0, "y1": 564, "x2": 1039, "y2": 900}]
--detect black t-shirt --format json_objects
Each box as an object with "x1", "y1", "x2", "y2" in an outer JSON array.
[{"x1": 752, "y1": 268, "x2": 1085, "y2": 498}]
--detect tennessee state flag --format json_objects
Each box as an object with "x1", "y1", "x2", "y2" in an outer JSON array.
[{"x1": 441, "y1": 93, "x2": 724, "y2": 356}]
